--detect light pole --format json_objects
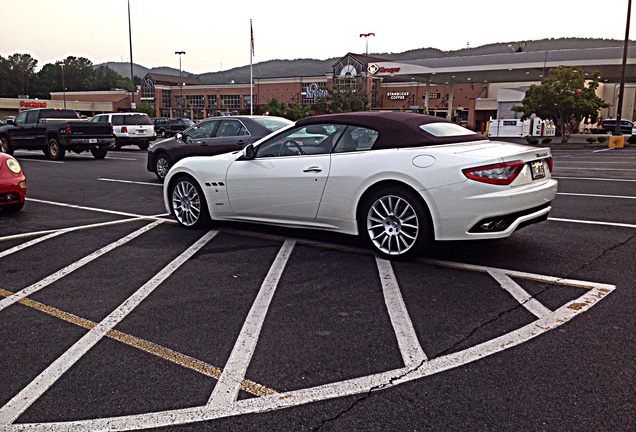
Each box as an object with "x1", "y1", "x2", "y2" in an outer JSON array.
[
  {"x1": 127, "y1": 0, "x2": 135, "y2": 110},
  {"x1": 614, "y1": 0, "x2": 632, "y2": 135},
  {"x1": 61, "y1": 63, "x2": 66, "y2": 109},
  {"x1": 175, "y1": 51, "x2": 186, "y2": 116},
  {"x1": 359, "y1": 33, "x2": 375, "y2": 55}
]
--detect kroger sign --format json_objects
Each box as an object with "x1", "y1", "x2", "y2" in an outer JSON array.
[{"x1": 367, "y1": 63, "x2": 401, "y2": 75}]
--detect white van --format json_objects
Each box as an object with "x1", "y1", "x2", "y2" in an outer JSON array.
[{"x1": 91, "y1": 112, "x2": 156, "y2": 150}]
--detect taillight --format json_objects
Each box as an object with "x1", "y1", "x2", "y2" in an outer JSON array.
[
  {"x1": 546, "y1": 157, "x2": 553, "y2": 172},
  {"x1": 462, "y1": 160, "x2": 525, "y2": 185},
  {"x1": 121, "y1": 126, "x2": 128, "y2": 133},
  {"x1": 65, "y1": 123, "x2": 72, "y2": 134}
]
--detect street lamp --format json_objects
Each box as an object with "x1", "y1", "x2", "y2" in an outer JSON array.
[
  {"x1": 175, "y1": 51, "x2": 186, "y2": 115},
  {"x1": 61, "y1": 63, "x2": 66, "y2": 109}
]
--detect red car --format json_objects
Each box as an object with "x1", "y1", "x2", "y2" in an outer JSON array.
[{"x1": 0, "y1": 152, "x2": 26, "y2": 212}]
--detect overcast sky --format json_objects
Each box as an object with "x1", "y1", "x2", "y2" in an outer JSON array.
[{"x1": 1, "y1": 0, "x2": 633, "y2": 75}]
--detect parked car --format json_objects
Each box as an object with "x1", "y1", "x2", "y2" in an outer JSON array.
[
  {"x1": 152, "y1": 117, "x2": 195, "y2": 138},
  {"x1": 1, "y1": 116, "x2": 15, "y2": 125},
  {"x1": 169, "y1": 117, "x2": 195, "y2": 134},
  {"x1": 0, "y1": 152, "x2": 26, "y2": 212},
  {"x1": 147, "y1": 115, "x2": 292, "y2": 181},
  {"x1": 595, "y1": 119, "x2": 636, "y2": 135},
  {"x1": 162, "y1": 112, "x2": 557, "y2": 259},
  {"x1": 152, "y1": 117, "x2": 171, "y2": 138},
  {"x1": 91, "y1": 112, "x2": 156, "y2": 150},
  {"x1": 0, "y1": 108, "x2": 113, "y2": 160}
]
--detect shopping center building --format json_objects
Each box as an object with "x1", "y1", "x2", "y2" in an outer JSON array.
[{"x1": 1, "y1": 47, "x2": 634, "y2": 133}]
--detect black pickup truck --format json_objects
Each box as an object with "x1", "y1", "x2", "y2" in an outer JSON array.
[{"x1": 0, "y1": 108, "x2": 114, "y2": 160}]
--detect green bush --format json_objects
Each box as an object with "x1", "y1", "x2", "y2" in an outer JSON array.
[
  {"x1": 525, "y1": 137, "x2": 539, "y2": 145},
  {"x1": 541, "y1": 138, "x2": 552, "y2": 144},
  {"x1": 586, "y1": 137, "x2": 597, "y2": 143},
  {"x1": 596, "y1": 135, "x2": 607, "y2": 143}
]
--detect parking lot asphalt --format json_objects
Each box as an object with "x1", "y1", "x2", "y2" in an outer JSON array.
[{"x1": 0, "y1": 144, "x2": 634, "y2": 431}]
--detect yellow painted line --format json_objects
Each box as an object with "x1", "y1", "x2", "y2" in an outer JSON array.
[{"x1": 0, "y1": 288, "x2": 277, "y2": 397}]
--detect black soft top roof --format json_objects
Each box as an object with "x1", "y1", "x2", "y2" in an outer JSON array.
[{"x1": 295, "y1": 111, "x2": 488, "y2": 149}]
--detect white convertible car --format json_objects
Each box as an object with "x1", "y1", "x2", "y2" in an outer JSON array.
[{"x1": 163, "y1": 112, "x2": 557, "y2": 258}]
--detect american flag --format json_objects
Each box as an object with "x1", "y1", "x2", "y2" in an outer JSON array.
[{"x1": 251, "y1": 20, "x2": 254, "y2": 56}]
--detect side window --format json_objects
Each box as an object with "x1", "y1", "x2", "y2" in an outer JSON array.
[
  {"x1": 111, "y1": 115, "x2": 123, "y2": 126},
  {"x1": 255, "y1": 124, "x2": 346, "y2": 158},
  {"x1": 14, "y1": 111, "x2": 28, "y2": 125},
  {"x1": 26, "y1": 111, "x2": 40, "y2": 124},
  {"x1": 216, "y1": 120, "x2": 246, "y2": 137},
  {"x1": 187, "y1": 120, "x2": 218, "y2": 139},
  {"x1": 333, "y1": 126, "x2": 378, "y2": 153}
]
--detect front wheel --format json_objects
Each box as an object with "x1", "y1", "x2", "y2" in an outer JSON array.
[
  {"x1": 170, "y1": 175, "x2": 211, "y2": 229},
  {"x1": 361, "y1": 187, "x2": 431, "y2": 259},
  {"x1": 46, "y1": 138, "x2": 65, "y2": 160},
  {"x1": 154, "y1": 154, "x2": 171, "y2": 181}
]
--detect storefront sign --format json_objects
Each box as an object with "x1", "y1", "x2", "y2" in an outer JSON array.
[
  {"x1": 20, "y1": 100, "x2": 47, "y2": 108},
  {"x1": 387, "y1": 92, "x2": 409, "y2": 100},
  {"x1": 422, "y1": 93, "x2": 441, "y2": 99},
  {"x1": 367, "y1": 63, "x2": 401, "y2": 75},
  {"x1": 305, "y1": 83, "x2": 328, "y2": 99}
]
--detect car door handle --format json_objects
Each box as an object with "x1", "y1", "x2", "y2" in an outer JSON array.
[{"x1": 303, "y1": 166, "x2": 322, "y2": 173}]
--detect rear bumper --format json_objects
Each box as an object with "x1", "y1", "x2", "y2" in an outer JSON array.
[
  {"x1": 426, "y1": 178, "x2": 558, "y2": 241},
  {"x1": 116, "y1": 136, "x2": 157, "y2": 144}
]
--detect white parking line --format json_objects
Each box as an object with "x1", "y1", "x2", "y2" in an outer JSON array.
[
  {"x1": 554, "y1": 176, "x2": 636, "y2": 182},
  {"x1": 376, "y1": 257, "x2": 427, "y2": 366},
  {"x1": 0, "y1": 229, "x2": 219, "y2": 425},
  {"x1": 557, "y1": 192, "x2": 636, "y2": 199},
  {"x1": 7, "y1": 263, "x2": 612, "y2": 431},
  {"x1": 548, "y1": 217, "x2": 636, "y2": 229},
  {"x1": 488, "y1": 269, "x2": 551, "y2": 319},
  {"x1": 207, "y1": 240, "x2": 296, "y2": 409},
  {"x1": 0, "y1": 221, "x2": 163, "y2": 313},
  {"x1": 98, "y1": 178, "x2": 162, "y2": 187}
]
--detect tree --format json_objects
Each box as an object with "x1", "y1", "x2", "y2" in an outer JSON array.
[
  {"x1": 264, "y1": 98, "x2": 313, "y2": 121},
  {"x1": 513, "y1": 66, "x2": 608, "y2": 143},
  {"x1": 7, "y1": 53, "x2": 38, "y2": 97},
  {"x1": 315, "y1": 79, "x2": 369, "y2": 114},
  {"x1": 92, "y1": 65, "x2": 131, "y2": 91},
  {"x1": 134, "y1": 101, "x2": 155, "y2": 117}
]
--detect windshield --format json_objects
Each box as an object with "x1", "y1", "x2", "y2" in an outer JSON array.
[
  {"x1": 419, "y1": 122, "x2": 476, "y2": 137},
  {"x1": 252, "y1": 117, "x2": 293, "y2": 132}
]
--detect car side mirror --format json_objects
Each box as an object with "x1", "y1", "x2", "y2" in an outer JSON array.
[
  {"x1": 6, "y1": 119, "x2": 14, "y2": 125},
  {"x1": 175, "y1": 132, "x2": 183, "y2": 141},
  {"x1": 240, "y1": 143, "x2": 255, "y2": 160}
]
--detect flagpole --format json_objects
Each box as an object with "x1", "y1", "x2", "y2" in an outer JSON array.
[{"x1": 250, "y1": 19, "x2": 253, "y2": 115}]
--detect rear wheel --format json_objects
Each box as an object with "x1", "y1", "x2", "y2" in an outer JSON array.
[
  {"x1": 170, "y1": 175, "x2": 211, "y2": 229},
  {"x1": 154, "y1": 154, "x2": 171, "y2": 181},
  {"x1": 90, "y1": 146, "x2": 108, "y2": 159},
  {"x1": 361, "y1": 186, "x2": 431, "y2": 259},
  {"x1": 0, "y1": 137, "x2": 13, "y2": 155},
  {"x1": 138, "y1": 142, "x2": 149, "y2": 151},
  {"x1": 46, "y1": 138, "x2": 65, "y2": 160}
]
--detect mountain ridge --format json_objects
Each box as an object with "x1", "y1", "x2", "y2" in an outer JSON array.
[{"x1": 97, "y1": 38, "x2": 628, "y2": 85}]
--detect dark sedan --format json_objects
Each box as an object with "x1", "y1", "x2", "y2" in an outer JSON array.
[{"x1": 147, "y1": 115, "x2": 292, "y2": 181}]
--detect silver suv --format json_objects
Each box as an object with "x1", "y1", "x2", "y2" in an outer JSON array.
[{"x1": 91, "y1": 112, "x2": 156, "y2": 150}]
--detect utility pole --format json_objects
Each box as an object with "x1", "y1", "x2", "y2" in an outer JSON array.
[
  {"x1": 614, "y1": 0, "x2": 632, "y2": 135},
  {"x1": 175, "y1": 51, "x2": 186, "y2": 116},
  {"x1": 128, "y1": 0, "x2": 135, "y2": 110}
]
